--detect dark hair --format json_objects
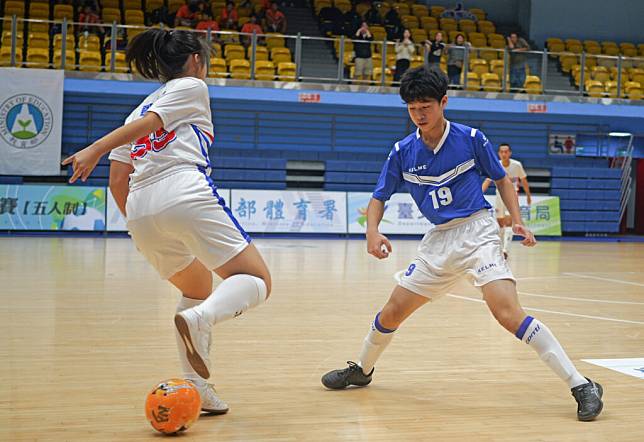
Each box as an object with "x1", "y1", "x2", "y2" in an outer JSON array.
[
  {"x1": 126, "y1": 29, "x2": 209, "y2": 81},
  {"x1": 454, "y1": 33, "x2": 465, "y2": 42},
  {"x1": 399, "y1": 66, "x2": 448, "y2": 103},
  {"x1": 498, "y1": 143, "x2": 512, "y2": 150}
]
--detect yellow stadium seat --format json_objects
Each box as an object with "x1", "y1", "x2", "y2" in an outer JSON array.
[
  {"x1": 625, "y1": 81, "x2": 642, "y2": 100},
  {"x1": 412, "y1": 5, "x2": 428, "y2": 18},
  {"x1": 620, "y1": 42, "x2": 637, "y2": 57},
  {"x1": 4, "y1": 1, "x2": 26, "y2": 17},
  {"x1": 105, "y1": 51, "x2": 128, "y2": 72},
  {"x1": 78, "y1": 33, "x2": 101, "y2": 51},
  {"x1": 26, "y1": 48, "x2": 49, "y2": 68},
  {"x1": 469, "y1": 8, "x2": 486, "y2": 21},
  {"x1": 546, "y1": 38, "x2": 565, "y2": 53},
  {"x1": 254, "y1": 60, "x2": 275, "y2": 81},
  {"x1": 524, "y1": 75, "x2": 542, "y2": 94},
  {"x1": 102, "y1": 8, "x2": 121, "y2": 24},
  {"x1": 123, "y1": 0, "x2": 143, "y2": 9},
  {"x1": 102, "y1": 0, "x2": 120, "y2": 8},
  {"x1": 559, "y1": 53, "x2": 579, "y2": 73},
  {"x1": 565, "y1": 39, "x2": 582, "y2": 53},
  {"x1": 459, "y1": 19, "x2": 477, "y2": 34},
  {"x1": 146, "y1": 0, "x2": 164, "y2": 12},
  {"x1": 28, "y1": 3, "x2": 49, "y2": 19},
  {"x1": 248, "y1": 45, "x2": 269, "y2": 61},
  {"x1": 393, "y1": 3, "x2": 410, "y2": 15},
  {"x1": 314, "y1": 0, "x2": 332, "y2": 14},
  {"x1": 583, "y1": 56, "x2": 597, "y2": 68},
  {"x1": 335, "y1": 1, "x2": 352, "y2": 14},
  {"x1": 53, "y1": 33, "x2": 75, "y2": 50},
  {"x1": 584, "y1": 40, "x2": 601, "y2": 55},
  {"x1": 465, "y1": 72, "x2": 480, "y2": 90},
  {"x1": 125, "y1": 10, "x2": 145, "y2": 25},
  {"x1": 265, "y1": 33, "x2": 285, "y2": 49},
  {"x1": 53, "y1": 4, "x2": 73, "y2": 20},
  {"x1": 585, "y1": 80, "x2": 604, "y2": 97},
  {"x1": 79, "y1": 50, "x2": 102, "y2": 71},
  {"x1": 592, "y1": 66, "x2": 610, "y2": 82},
  {"x1": 373, "y1": 67, "x2": 393, "y2": 85},
  {"x1": 230, "y1": 58, "x2": 250, "y2": 79},
  {"x1": 477, "y1": 20, "x2": 495, "y2": 34},
  {"x1": 334, "y1": 38, "x2": 353, "y2": 57},
  {"x1": 271, "y1": 47, "x2": 291, "y2": 64},
  {"x1": 446, "y1": 30, "x2": 461, "y2": 44},
  {"x1": 421, "y1": 16, "x2": 438, "y2": 31},
  {"x1": 572, "y1": 65, "x2": 590, "y2": 86},
  {"x1": 481, "y1": 72, "x2": 501, "y2": 91},
  {"x1": 53, "y1": 49, "x2": 75, "y2": 69},
  {"x1": 429, "y1": 6, "x2": 444, "y2": 18},
  {"x1": 596, "y1": 56, "x2": 617, "y2": 68},
  {"x1": 490, "y1": 59, "x2": 505, "y2": 77},
  {"x1": 439, "y1": 18, "x2": 457, "y2": 33},
  {"x1": 469, "y1": 33, "x2": 487, "y2": 48},
  {"x1": 477, "y1": 47, "x2": 499, "y2": 62},
  {"x1": 277, "y1": 62, "x2": 296, "y2": 81},
  {"x1": 27, "y1": 32, "x2": 49, "y2": 49},
  {"x1": 2, "y1": 30, "x2": 23, "y2": 46},
  {"x1": 411, "y1": 29, "x2": 427, "y2": 43},
  {"x1": 401, "y1": 15, "x2": 419, "y2": 30},
  {"x1": 371, "y1": 26, "x2": 387, "y2": 41},
  {"x1": 208, "y1": 57, "x2": 228, "y2": 78},
  {"x1": 0, "y1": 45, "x2": 23, "y2": 66},
  {"x1": 410, "y1": 55, "x2": 424, "y2": 68},
  {"x1": 167, "y1": 0, "x2": 185, "y2": 13},
  {"x1": 469, "y1": 58, "x2": 488, "y2": 75},
  {"x1": 601, "y1": 41, "x2": 620, "y2": 56},
  {"x1": 631, "y1": 68, "x2": 644, "y2": 84},
  {"x1": 604, "y1": 81, "x2": 621, "y2": 98},
  {"x1": 224, "y1": 44, "x2": 245, "y2": 61}
]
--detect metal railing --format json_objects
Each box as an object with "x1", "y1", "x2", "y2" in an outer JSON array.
[{"x1": 1, "y1": 16, "x2": 643, "y2": 98}]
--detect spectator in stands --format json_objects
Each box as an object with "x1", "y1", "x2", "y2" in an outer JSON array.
[
  {"x1": 507, "y1": 32, "x2": 530, "y2": 90},
  {"x1": 353, "y1": 21, "x2": 374, "y2": 82},
  {"x1": 240, "y1": 15, "x2": 264, "y2": 47},
  {"x1": 265, "y1": 3, "x2": 287, "y2": 33},
  {"x1": 343, "y1": 5, "x2": 362, "y2": 37},
  {"x1": 365, "y1": 3, "x2": 384, "y2": 26},
  {"x1": 446, "y1": 33, "x2": 470, "y2": 86},
  {"x1": 394, "y1": 29, "x2": 415, "y2": 82},
  {"x1": 220, "y1": 2, "x2": 240, "y2": 30},
  {"x1": 424, "y1": 31, "x2": 445, "y2": 70},
  {"x1": 175, "y1": 0, "x2": 203, "y2": 28},
  {"x1": 78, "y1": 2, "x2": 104, "y2": 36},
  {"x1": 148, "y1": 3, "x2": 173, "y2": 27},
  {"x1": 319, "y1": 3, "x2": 344, "y2": 37},
  {"x1": 195, "y1": 10, "x2": 220, "y2": 32},
  {"x1": 384, "y1": 5, "x2": 402, "y2": 41}
]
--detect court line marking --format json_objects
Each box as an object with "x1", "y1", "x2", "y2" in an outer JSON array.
[
  {"x1": 517, "y1": 290, "x2": 644, "y2": 306},
  {"x1": 447, "y1": 294, "x2": 644, "y2": 325},
  {"x1": 563, "y1": 272, "x2": 644, "y2": 287}
]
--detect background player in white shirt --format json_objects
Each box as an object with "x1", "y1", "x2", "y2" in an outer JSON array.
[
  {"x1": 482, "y1": 143, "x2": 532, "y2": 258},
  {"x1": 63, "y1": 29, "x2": 272, "y2": 415},
  {"x1": 320, "y1": 67, "x2": 602, "y2": 421}
]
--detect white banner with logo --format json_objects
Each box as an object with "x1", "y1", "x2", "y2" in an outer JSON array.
[
  {"x1": 348, "y1": 192, "x2": 434, "y2": 234},
  {"x1": 230, "y1": 189, "x2": 347, "y2": 233},
  {"x1": 0, "y1": 68, "x2": 63, "y2": 175}
]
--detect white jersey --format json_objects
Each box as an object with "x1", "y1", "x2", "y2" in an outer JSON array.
[
  {"x1": 496, "y1": 158, "x2": 526, "y2": 195},
  {"x1": 108, "y1": 77, "x2": 214, "y2": 190}
]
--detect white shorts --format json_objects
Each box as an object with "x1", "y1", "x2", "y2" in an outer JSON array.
[
  {"x1": 125, "y1": 168, "x2": 250, "y2": 279},
  {"x1": 398, "y1": 210, "x2": 515, "y2": 300},
  {"x1": 494, "y1": 195, "x2": 510, "y2": 218}
]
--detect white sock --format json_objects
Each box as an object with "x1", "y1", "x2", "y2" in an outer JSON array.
[
  {"x1": 499, "y1": 226, "x2": 506, "y2": 250},
  {"x1": 503, "y1": 227, "x2": 513, "y2": 251},
  {"x1": 176, "y1": 296, "x2": 207, "y2": 388},
  {"x1": 194, "y1": 274, "x2": 267, "y2": 326},
  {"x1": 516, "y1": 316, "x2": 587, "y2": 388},
  {"x1": 358, "y1": 312, "x2": 396, "y2": 375}
]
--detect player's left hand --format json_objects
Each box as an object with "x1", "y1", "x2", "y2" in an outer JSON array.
[
  {"x1": 62, "y1": 145, "x2": 101, "y2": 183},
  {"x1": 513, "y1": 223, "x2": 537, "y2": 247},
  {"x1": 526, "y1": 195, "x2": 532, "y2": 206}
]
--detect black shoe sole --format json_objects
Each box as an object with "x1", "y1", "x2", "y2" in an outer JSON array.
[
  {"x1": 201, "y1": 407, "x2": 229, "y2": 415},
  {"x1": 578, "y1": 382, "x2": 603, "y2": 422},
  {"x1": 174, "y1": 313, "x2": 211, "y2": 379}
]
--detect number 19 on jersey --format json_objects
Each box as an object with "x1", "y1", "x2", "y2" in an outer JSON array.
[{"x1": 429, "y1": 187, "x2": 453, "y2": 209}]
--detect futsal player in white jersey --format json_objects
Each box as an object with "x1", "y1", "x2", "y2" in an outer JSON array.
[
  {"x1": 321, "y1": 67, "x2": 603, "y2": 421},
  {"x1": 482, "y1": 143, "x2": 532, "y2": 258},
  {"x1": 63, "y1": 29, "x2": 272, "y2": 414}
]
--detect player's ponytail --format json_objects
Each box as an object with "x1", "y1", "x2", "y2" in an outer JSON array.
[{"x1": 126, "y1": 29, "x2": 209, "y2": 82}]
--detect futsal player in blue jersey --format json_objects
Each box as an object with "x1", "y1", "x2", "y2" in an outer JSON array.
[{"x1": 321, "y1": 67, "x2": 603, "y2": 421}]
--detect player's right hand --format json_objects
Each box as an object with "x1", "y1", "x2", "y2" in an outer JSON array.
[{"x1": 367, "y1": 231, "x2": 392, "y2": 259}]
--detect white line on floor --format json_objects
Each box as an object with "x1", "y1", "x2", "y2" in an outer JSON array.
[
  {"x1": 518, "y1": 290, "x2": 644, "y2": 306},
  {"x1": 563, "y1": 272, "x2": 644, "y2": 287}
]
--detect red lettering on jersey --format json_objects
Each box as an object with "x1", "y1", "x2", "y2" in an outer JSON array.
[{"x1": 131, "y1": 128, "x2": 177, "y2": 160}]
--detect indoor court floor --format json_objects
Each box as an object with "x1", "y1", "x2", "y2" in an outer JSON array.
[{"x1": 1, "y1": 236, "x2": 643, "y2": 441}]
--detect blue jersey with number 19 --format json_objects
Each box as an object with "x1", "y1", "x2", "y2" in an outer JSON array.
[{"x1": 372, "y1": 121, "x2": 506, "y2": 225}]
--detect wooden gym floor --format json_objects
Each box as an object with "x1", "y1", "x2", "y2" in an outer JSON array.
[{"x1": 1, "y1": 237, "x2": 643, "y2": 441}]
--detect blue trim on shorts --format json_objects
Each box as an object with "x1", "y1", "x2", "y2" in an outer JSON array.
[
  {"x1": 374, "y1": 312, "x2": 397, "y2": 334},
  {"x1": 191, "y1": 124, "x2": 212, "y2": 168},
  {"x1": 197, "y1": 165, "x2": 251, "y2": 243},
  {"x1": 515, "y1": 315, "x2": 534, "y2": 340}
]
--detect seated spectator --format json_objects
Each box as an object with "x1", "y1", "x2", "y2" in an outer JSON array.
[
  {"x1": 394, "y1": 29, "x2": 415, "y2": 82},
  {"x1": 175, "y1": 0, "x2": 203, "y2": 28},
  {"x1": 424, "y1": 31, "x2": 445, "y2": 69},
  {"x1": 265, "y1": 3, "x2": 287, "y2": 33},
  {"x1": 196, "y1": 10, "x2": 220, "y2": 32},
  {"x1": 364, "y1": 3, "x2": 384, "y2": 26},
  {"x1": 241, "y1": 15, "x2": 264, "y2": 46},
  {"x1": 220, "y1": 1, "x2": 240, "y2": 30},
  {"x1": 384, "y1": 5, "x2": 402, "y2": 41},
  {"x1": 319, "y1": 4, "x2": 343, "y2": 37},
  {"x1": 343, "y1": 5, "x2": 362, "y2": 37},
  {"x1": 220, "y1": 18, "x2": 241, "y2": 44},
  {"x1": 78, "y1": 3, "x2": 104, "y2": 36},
  {"x1": 148, "y1": 2, "x2": 173, "y2": 26}
]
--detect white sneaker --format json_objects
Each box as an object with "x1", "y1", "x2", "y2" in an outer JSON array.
[
  {"x1": 198, "y1": 383, "x2": 229, "y2": 415},
  {"x1": 174, "y1": 308, "x2": 211, "y2": 379}
]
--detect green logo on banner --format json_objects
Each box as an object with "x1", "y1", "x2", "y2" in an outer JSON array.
[{"x1": 0, "y1": 94, "x2": 53, "y2": 149}]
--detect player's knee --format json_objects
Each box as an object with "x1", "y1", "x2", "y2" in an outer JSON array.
[
  {"x1": 490, "y1": 305, "x2": 523, "y2": 332},
  {"x1": 379, "y1": 303, "x2": 405, "y2": 329}
]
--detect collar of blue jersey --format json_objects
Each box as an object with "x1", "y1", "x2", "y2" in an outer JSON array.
[{"x1": 416, "y1": 120, "x2": 451, "y2": 154}]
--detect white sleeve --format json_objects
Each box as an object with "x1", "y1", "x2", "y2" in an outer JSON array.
[
  {"x1": 147, "y1": 78, "x2": 209, "y2": 132},
  {"x1": 516, "y1": 161, "x2": 527, "y2": 179},
  {"x1": 108, "y1": 145, "x2": 133, "y2": 164}
]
